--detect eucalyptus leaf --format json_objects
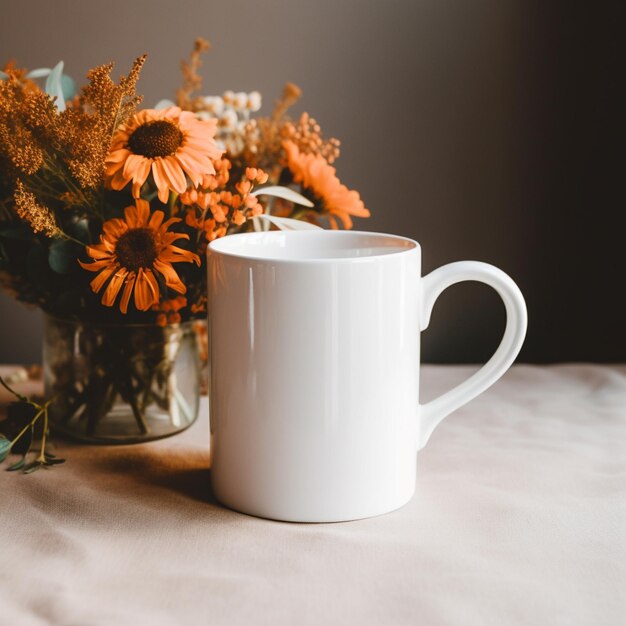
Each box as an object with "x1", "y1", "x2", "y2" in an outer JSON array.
[
  {"x1": 0, "y1": 70, "x2": 9, "y2": 80},
  {"x1": 45, "y1": 61, "x2": 66, "y2": 112},
  {"x1": 60, "y1": 74, "x2": 76, "y2": 100},
  {"x1": 251, "y1": 186, "x2": 314, "y2": 208},
  {"x1": 0, "y1": 436, "x2": 11, "y2": 462},
  {"x1": 25, "y1": 68, "x2": 52, "y2": 79},
  {"x1": 7, "y1": 457, "x2": 26, "y2": 471},
  {"x1": 44, "y1": 458, "x2": 65, "y2": 466},
  {"x1": 254, "y1": 214, "x2": 322, "y2": 231},
  {"x1": 26, "y1": 68, "x2": 76, "y2": 99},
  {"x1": 23, "y1": 461, "x2": 42, "y2": 474},
  {"x1": 49, "y1": 239, "x2": 80, "y2": 274},
  {"x1": 65, "y1": 219, "x2": 90, "y2": 244}
]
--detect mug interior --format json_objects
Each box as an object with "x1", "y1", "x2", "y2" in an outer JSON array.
[{"x1": 208, "y1": 230, "x2": 418, "y2": 261}]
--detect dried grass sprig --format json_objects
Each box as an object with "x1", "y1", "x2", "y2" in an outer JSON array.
[
  {"x1": 176, "y1": 38, "x2": 211, "y2": 111},
  {"x1": 13, "y1": 179, "x2": 61, "y2": 237},
  {"x1": 0, "y1": 76, "x2": 47, "y2": 175},
  {"x1": 272, "y1": 82, "x2": 302, "y2": 122},
  {"x1": 60, "y1": 55, "x2": 146, "y2": 189}
]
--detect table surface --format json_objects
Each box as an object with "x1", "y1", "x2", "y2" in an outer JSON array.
[{"x1": 1, "y1": 364, "x2": 624, "y2": 626}]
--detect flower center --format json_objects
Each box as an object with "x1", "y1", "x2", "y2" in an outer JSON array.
[
  {"x1": 115, "y1": 228, "x2": 158, "y2": 272},
  {"x1": 127, "y1": 120, "x2": 184, "y2": 159}
]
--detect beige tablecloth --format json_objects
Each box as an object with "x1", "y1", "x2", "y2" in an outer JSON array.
[{"x1": 1, "y1": 365, "x2": 624, "y2": 626}]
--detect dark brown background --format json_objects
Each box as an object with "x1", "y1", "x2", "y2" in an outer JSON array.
[{"x1": 0, "y1": 0, "x2": 622, "y2": 363}]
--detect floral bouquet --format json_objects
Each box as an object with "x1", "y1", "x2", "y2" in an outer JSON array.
[{"x1": 0, "y1": 39, "x2": 370, "y2": 442}]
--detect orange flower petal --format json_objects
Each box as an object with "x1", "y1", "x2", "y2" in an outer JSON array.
[
  {"x1": 159, "y1": 245, "x2": 200, "y2": 265},
  {"x1": 122, "y1": 154, "x2": 145, "y2": 180},
  {"x1": 106, "y1": 148, "x2": 131, "y2": 165},
  {"x1": 89, "y1": 264, "x2": 118, "y2": 294},
  {"x1": 123, "y1": 204, "x2": 139, "y2": 228},
  {"x1": 152, "y1": 160, "x2": 171, "y2": 203},
  {"x1": 173, "y1": 151, "x2": 204, "y2": 187},
  {"x1": 83, "y1": 245, "x2": 112, "y2": 261},
  {"x1": 160, "y1": 156, "x2": 187, "y2": 194},
  {"x1": 79, "y1": 258, "x2": 112, "y2": 272},
  {"x1": 102, "y1": 218, "x2": 127, "y2": 241},
  {"x1": 134, "y1": 268, "x2": 159, "y2": 311},
  {"x1": 119, "y1": 273, "x2": 135, "y2": 314},
  {"x1": 162, "y1": 106, "x2": 183, "y2": 120},
  {"x1": 159, "y1": 216, "x2": 182, "y2": 233},
  {"x1": 129, "y1": 158, "x2": 151, "y2": 196},
  {"x1": 153, "y1": 259, "x2": 186, "y2": 294},
  {"x1": 159, "y1": 233, "x2": 189, "y2": 248},
  {"x1": 148, "y1": 210, "x2": 165, "y2": 231},
  {"x1": 135, "y1": 199, "x2": 151, "y2": 225},
  {"x1": 144, "y1": 269, "x2": 160, "y2": 301},
  {"x1": 101, "y1": 268, "x2": 128, "y2": 306},
  {"x1": 109, "y1": 168, "x2": 130, "y2": 191}
]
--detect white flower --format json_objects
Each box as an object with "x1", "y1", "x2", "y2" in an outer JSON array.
[
  {"x1": 234, "y1": 91, "x2": 248, "y2": 110},
  {"x1": 203, "y1": 95, "x2": 224, "y2": 116},
  {"x1": 219, "y1": 109, "x2": 238, "y2": 130},
  {"x1": 154, "y1": 99, "x2": 175, "y2": 110},
  {"x1": 222, "y1": 90, "x2": 235, "y2": 105},
  {"x1": 247, "y1": 91, "x2": 262, "y2": 112}
]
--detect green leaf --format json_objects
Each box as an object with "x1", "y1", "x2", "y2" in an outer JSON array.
[
  {"x1": 23, "y1": 461, "x2": 42, "y2": 474},
  {"x1": 251, "y1": 185, "x2": 314, "y2": 207},
  {"x1": 43, "y1": 458, "x2": 65, "y2": 466},
  {"x1": 65, "y1": 219, "x2": 90, "y2": 244},
  {"x1": 49, "y1": 239, "x2": 80, "y2": 274},
  {"x1": 0, "y1": 436, "x2": 11, "y2": 462},
  {"x1": 26, "y1": 68, "x2": 76, "y2": 100},
  {"x1": 60, "y1": 74, "x2": 76, "y2": 100},
  {"x1": 25, "y1": 68, "x2": 52, "y2": 79},
  {"x1": 45, "y1": 61, "x2": 65, "y2": 112},
  {"x1": 7, "y1": 457, "x2": 26, "y2": 471}
]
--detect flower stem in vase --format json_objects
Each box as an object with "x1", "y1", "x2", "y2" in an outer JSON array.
[{"x1": 44, "y1": 316, "x2": 200, "y2": 444}]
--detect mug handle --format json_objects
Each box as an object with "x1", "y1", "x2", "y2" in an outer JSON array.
[{"x1": 418, "y1": 261, "x2": 527, "y2": 449}]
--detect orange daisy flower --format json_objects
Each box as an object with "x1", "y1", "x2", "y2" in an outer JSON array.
[
  {"x1": 106, "y1": 107, "x2": 223, "y2": 203},
  {"x1": 79, "y1": 199, "x2": 200, "y2": 314},
  {"x1": 282, "y1": 140, "x2": 370, "y2": 229}
]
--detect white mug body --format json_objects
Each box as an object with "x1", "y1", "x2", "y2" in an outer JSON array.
[
  {"x1": 207, "y1": 230, "x2": 527, "y2": 522},
  {"x1": 208, "y1": 231, "x2": 422, "y2": 522}
]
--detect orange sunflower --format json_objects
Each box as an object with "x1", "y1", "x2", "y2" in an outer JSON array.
[
  {"x1": 106, "y1": 107, "x2": 223, "y2": 203},
  {"x1": 79, "y1": 199, "x2": 200, "y2": 314},
  {"x1": 282, "y1": 140, "x2": 370, "y2": 229}
]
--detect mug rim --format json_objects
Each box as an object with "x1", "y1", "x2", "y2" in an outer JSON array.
[{"x1": 207, "y1": 230, "x2": 421, "y2": 264}]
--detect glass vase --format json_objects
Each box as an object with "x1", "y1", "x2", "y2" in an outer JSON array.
[{"x1": 43, "y1": 315, "x2": 200, "y2": 444}]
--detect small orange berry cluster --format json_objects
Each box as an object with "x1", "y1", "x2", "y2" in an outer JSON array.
[
  {"x1": 152, "y1": 296, "x2": 187, "y2": 326},
  {"x1": 281, "y1": 112, "x2": 340, "y2": 164},
  {"x1": 180, "y1": 162, "x2": 268, "y2": 241}
]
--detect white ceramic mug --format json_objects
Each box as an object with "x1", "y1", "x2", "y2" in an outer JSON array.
[{"x1": 207, "y1": 231, "x2": 527, "y2": 522}]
